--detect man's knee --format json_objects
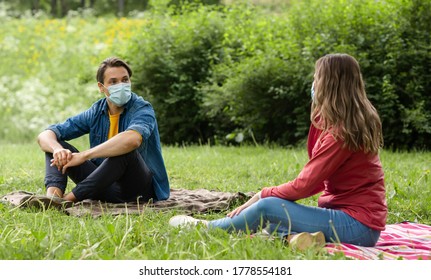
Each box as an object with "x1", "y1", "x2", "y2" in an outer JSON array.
[{"x1": 58, "y1": 141, "x2": 79, "y2": 153}]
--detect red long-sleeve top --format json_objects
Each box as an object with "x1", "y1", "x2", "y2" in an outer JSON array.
[{"x1": 261, "y1": 124, "x2": 387, "y2": 231}]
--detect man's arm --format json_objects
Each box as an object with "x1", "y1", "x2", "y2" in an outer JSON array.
[
  {"x1": 37, "y1": 129, "x2": 64, "y2": 153},
  {"x1": 81, "y1": 130, "x2": 142, "y2": 159},
  {"x1": 61, "y1": 130, "x2": 142, "y2": 173},
  {"x1": 37, "y1": 129, "x2": 73, "y2": 169}
]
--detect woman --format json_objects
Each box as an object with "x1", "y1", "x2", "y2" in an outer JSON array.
[{"x1": 169, "y1": 54, "x2": 387, "y2": 250}]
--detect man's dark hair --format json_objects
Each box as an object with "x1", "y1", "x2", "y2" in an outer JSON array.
[{"x1": 96, "y1": 57, "x2": 132, "y2": 84}]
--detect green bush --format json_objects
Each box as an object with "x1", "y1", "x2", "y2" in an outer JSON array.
[
  {"x1": 1, "y1": 0, "x2": 429, "y2": 149},
  {"x1": 128, "y1": 3, "x2": 308, "y2": 145},
  {"x1": 292, "y1": 0, "x2": 431, "y2": 150},
  {"x1": 128, "y1": 0, "x2": 430, "y2": 149},
  {"x1": 286, "y1": 0, "x2": 431, "y2": 150},
  {"x1": 201, "y1": 53, "x2": 312, "y2": 145},
  {"x1": 388, "y1": 0, "x2": 431, "y2": 149},
  {"x1": 126, "y1": 5, "x2": 225, "y2": 144},
  {"x1": 168, "y1": 0, "x2": 221, "y2": 7},
  {"x1": 200, "y1": 4, "x2": 311, "y2": 145}
]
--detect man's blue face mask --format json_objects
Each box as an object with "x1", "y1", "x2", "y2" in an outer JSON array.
[{"x1": 103, "y1": 83, "x2": 132, "y2": 107}]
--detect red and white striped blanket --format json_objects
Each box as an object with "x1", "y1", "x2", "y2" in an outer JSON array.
[{"x1": 325, "y1": 221, "x2": 431, "y2": 260}]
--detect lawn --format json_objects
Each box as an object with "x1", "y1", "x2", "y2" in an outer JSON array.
[{"x1": 0, "y1": 141, "x2": 430, "y2": 260}]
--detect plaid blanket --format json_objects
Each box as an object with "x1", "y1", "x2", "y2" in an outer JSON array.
[
  {"x1": 1, "y1": 189, "x2": 254, "y2": 217},
  {"x1": 325, "y1": 221, "x2": 431, "y2": 260}
]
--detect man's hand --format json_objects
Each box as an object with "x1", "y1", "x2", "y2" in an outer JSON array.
[
  {"x1": 227, "y1": 191, "x2": 261, "y2": 218},
  {"x1": 50, "y1": 148, "x2": 72, "y2": 171},
  {"x1": 61, "y1": 152, "x2": 87, "y2": 174}
]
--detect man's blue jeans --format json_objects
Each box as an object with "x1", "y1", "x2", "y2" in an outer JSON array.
[{"x1": 208, "y1": 197, "x2": 381, "y2": 247}]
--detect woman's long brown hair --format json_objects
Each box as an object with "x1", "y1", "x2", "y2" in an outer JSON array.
[{"x1": 311, "y1": 54, "x2": 383, "y2": 154}]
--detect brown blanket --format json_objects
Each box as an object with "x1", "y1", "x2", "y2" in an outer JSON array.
[{"x1": 1, "y1": 189, "x2": 254, "y2": 218}]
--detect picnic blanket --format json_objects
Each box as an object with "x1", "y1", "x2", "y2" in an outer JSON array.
[
  {"x1": 0, "y1": 188, "x2": 254, "y2": 217},
  {"x1": 325, "y1": 221, "x2": 431, "y2": 260}
]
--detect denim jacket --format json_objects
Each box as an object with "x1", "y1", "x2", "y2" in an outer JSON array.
[{"x1": 47, "y1": 93, "x2": 170, "y2": 201}]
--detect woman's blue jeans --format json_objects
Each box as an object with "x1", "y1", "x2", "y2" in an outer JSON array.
[{"x1": 208, "y1": 197, "x2": 381, "y2": 247}]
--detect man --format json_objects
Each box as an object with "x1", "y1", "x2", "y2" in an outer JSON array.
[{"x1": 37, "y1": 57, "x2": 169, "y2": 203}]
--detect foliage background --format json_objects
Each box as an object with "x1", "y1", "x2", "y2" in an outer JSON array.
[
  {"x1": 0, "y1": 0, "x2": 430, "y2": 261},
  {"x1": 126, "y1": 0, "x2": 431, "y2": 149},
  {"x1": 0, "y1": 0, "x2": 430, "y2": 150}
]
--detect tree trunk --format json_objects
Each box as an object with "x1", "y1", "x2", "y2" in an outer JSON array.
[
  {"x1": 31, "y1": 0, "x2": 39, "y2": 15},
  {"x1": 60, "y1": 0, "x2": 68, "y2": 17},
  {"x1": 118, "y1": 0, "x2": 125, "y2": 17},
  {"x1": 81, "y1": 0, "x2": 97, "y2": 9},
  {"x1": 51, "y1": 0, "x2": 57, "y2": 17}
]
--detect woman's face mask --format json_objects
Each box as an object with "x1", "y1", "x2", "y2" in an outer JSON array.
[{"x1": 104, "y1": 82, "x2": 132, "y2": 107}]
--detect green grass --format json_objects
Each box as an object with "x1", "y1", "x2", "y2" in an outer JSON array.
[{"x1": 1, "y1": 142, "x2": 430, "y2": 260}]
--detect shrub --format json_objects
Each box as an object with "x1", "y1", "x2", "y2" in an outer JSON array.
[
  {"x1": 128, "y1": 0, "x2": 431, "y2": 148},
  {"x1": 127, "y1": 5, "x2": 225, "y2": 144},
  {"x1": 284, "y1": 0, "x2": 431, "y2": 149},
  {"x1": 200, "y1": 4, "x2": 312, "y2": 145},
  {"x1": 201, "y1": 53, "x2": 312, "y2": 145},
  {"x1": 1, "y1": 0, "x2": 430, "y2": 149}
]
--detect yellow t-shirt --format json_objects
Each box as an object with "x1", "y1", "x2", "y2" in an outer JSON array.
[{"x1": 108, "y1": 112, "x2": 120, "y2": 139}]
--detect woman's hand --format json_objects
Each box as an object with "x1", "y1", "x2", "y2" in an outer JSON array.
[{"x1": 227, "y1": 191, "x2": 261, "y2": 218}]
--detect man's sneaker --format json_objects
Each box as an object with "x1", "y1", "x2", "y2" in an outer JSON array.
[
  {"x1": 288, "y1": 231, "x2": 326, "y2": 251},
  {"x1": 169, "y1": 215, "x2": 202, "y2": 227}
]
